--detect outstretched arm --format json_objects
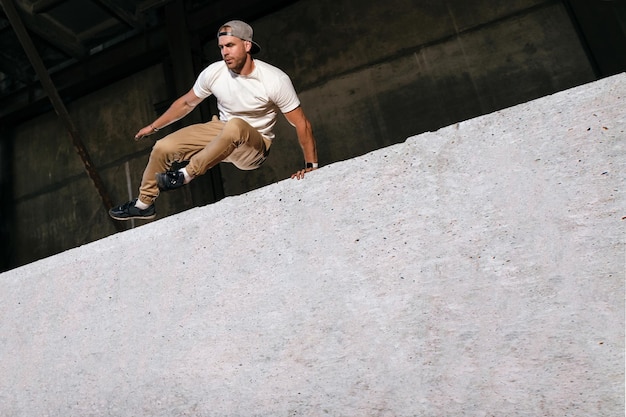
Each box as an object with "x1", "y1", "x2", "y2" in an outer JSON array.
[
  {"x1": 284, "y1": 106, "x2": 318, "y2": 180},
  {"x1": 134, "y1": 88, "x2": 205, "y2": 140}
]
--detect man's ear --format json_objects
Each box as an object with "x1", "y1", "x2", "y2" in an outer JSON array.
[{"x1": 244, "y1": 40, "x2": 252, "y2": 53}]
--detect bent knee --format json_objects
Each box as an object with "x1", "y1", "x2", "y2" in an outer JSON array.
[
  {"x1": 222, "y1": 117, "x2": 260, "y2": 144},
  {"x1": 152, "y1": 137, "x2": 176, "y2": 154},
  {"x1": 150, "y1": 136, "x2": 184, "y2": 162}
]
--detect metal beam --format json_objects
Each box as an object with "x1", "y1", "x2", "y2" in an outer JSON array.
[
  {"x1": 15, "y1": 2, "x2": 88, "y2": 58},
  {"x1": 0, "y1": 25, "x2": 167, "y2": 124},
  {"x1": 30, "y1": 0, "x2": 65, "y2": 14},
  {"x1": 163, "y1": 0, "x2": 224, "y2": 205},
  {"x1": 0, "y1": 0, "x2": 124, "y2": 231},
  {"x1": 0, "y1": 50, "x2": 32, "y2": 83},
  {"x1": 136, "y1": 0, "x2": 178, "y2": 13},
  {"x1": 92, "y1": 0, "x2": 145, "y2": 30},
  {"x1": 0, "y1": 0, "x2": 300, "y2": 123},
  {"x1": 164, "y1": 0, "x2": 198, "y2": 108},
  {"x1": 76, "y1": 16, "x2": 120, "y2": 43}
]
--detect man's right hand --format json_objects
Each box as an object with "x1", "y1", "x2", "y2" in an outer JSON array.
[{"x1": 134, "y1": 125, "x2": 157, "y2": 141}]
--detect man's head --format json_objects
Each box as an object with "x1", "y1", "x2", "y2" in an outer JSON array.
[
  {"x1": 217, "y1": 20, "x2": 260, "y2": 73},
  {"x1": 217, "y1": 20, "x2": 261, "y2": 55}
]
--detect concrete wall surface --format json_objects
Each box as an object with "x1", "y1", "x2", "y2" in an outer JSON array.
[
  {"x1": 0, "y1": 74, "x2": 623, "y2": 416},
  {"x1": 5, "y1": 0, "x2": 598, "y2": 270}
]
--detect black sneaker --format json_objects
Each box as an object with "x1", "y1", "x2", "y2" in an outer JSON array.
[
  {"x1": 156, "y1": 170, "x2": 185, "y2": 191},
  {"x1": 109, "y1": 199, "x2": 156, "y2": 220}
]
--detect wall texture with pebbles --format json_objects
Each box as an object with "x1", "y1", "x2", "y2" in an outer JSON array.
[{"x1": 1, "y1": 74, "x2": 624, "y2": 416}]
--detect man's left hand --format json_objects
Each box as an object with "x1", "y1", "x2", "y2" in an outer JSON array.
[{"x1": 291, "y1": 167, "x2": 316, "y2": 180}]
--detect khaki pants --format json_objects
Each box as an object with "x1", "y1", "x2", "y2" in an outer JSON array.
[{"x1": 138, "y1": 116, "x2": 270, "y2": 205}]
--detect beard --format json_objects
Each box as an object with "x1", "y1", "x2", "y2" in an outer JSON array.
[{"x1": 224, "y1": 54, "x2": 247, "y2": 73}]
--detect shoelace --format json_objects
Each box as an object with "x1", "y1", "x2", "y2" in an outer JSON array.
[{"x1": 168, "y1": 171, "x2": 182, "y2": 185}]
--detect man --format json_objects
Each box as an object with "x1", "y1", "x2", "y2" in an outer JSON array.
[{"x1": 109, "y1": 20, "x2": 318, "y2": 221}]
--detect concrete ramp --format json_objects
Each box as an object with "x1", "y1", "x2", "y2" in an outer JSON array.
[{"x1": 1, "y1": 74, "x2": 624, "y2": 416}]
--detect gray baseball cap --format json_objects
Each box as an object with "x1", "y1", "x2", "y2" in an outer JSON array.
[{"x1": 218, "y1": 20, "x2": 261, "y2": 54}]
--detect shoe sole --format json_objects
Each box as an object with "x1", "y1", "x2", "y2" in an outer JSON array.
[{"x1": 109, "y1": 213, "x2": 156, "y2": 221}]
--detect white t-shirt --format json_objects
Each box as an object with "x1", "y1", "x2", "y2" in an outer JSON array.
[{"x1": 192, "y1": 59, "x2": 301, "y2": 140}]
